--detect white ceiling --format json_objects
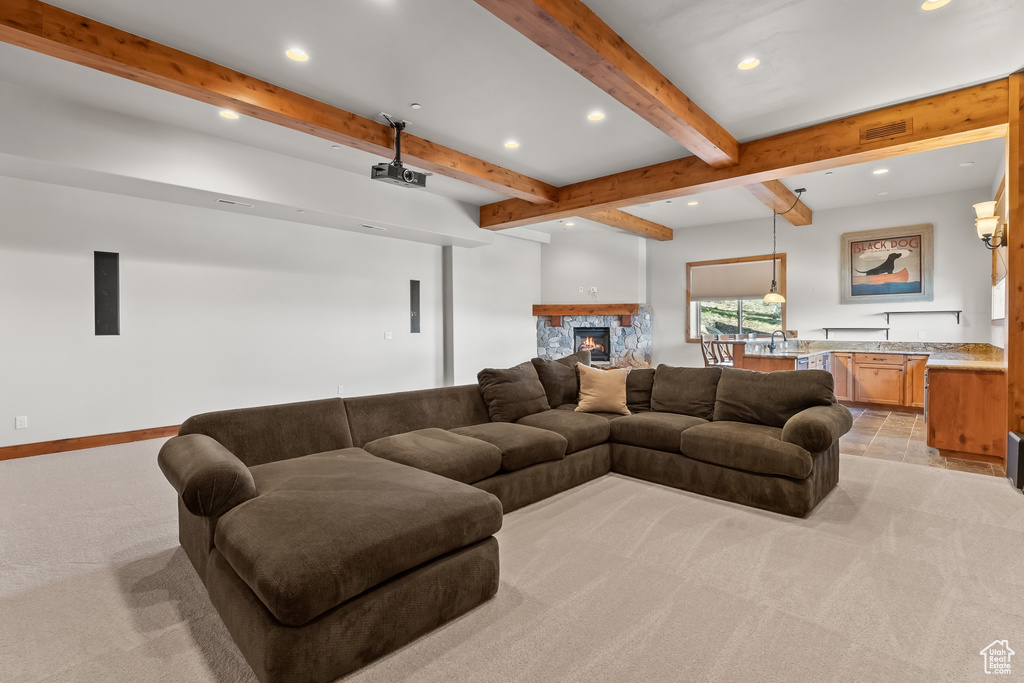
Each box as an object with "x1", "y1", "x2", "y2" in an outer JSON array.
[{"x1": 0, "y1": 0, "x2": 1021, "y2": 238}]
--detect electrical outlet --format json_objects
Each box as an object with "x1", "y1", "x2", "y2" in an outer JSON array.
[
  {"x1": 589, "y1": 286, "x2": 598, "y2": 294},
  {"x1": 337, "y1": 385, "x2": 345, "y2": 396},
  {"x1": 918, "y1": 330, "x2": 926, "y2": 339},
  {"x1": 15, "y1": 416, "x2": 28, "y2": 429},
  {"x1": 384, "y1": 331, "x2": 392, "y2": 340}
]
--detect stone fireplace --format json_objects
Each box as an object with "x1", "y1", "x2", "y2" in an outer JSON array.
[{"x1": 535, "y1": 304, "x2": 652, "y2": 367}]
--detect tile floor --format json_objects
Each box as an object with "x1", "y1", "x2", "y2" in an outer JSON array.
[{"x1": 839, "y1": 407, "x2": 1007, "y2": 477}]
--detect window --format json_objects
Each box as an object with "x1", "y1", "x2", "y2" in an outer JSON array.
[
  {"x1": 686, "y1": 254, "x2": 786, "y2": 341},
  {"x1": 694, "y1": 299, "x2": 782, "y2": 336}
]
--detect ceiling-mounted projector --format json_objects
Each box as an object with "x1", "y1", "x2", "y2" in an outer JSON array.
[{"x1": 371, "y1": 113, "x2": 427, "y2": 189}]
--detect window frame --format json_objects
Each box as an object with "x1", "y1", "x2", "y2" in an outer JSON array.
[{"x1": 685, "y1": 253, "x2": 787, "y2": 343}]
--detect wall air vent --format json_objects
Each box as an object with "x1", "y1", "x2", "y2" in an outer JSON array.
[
  {"x1": 216, "y1": 198, "x2": 255, "y2": 208},
  {"x1": 859, "y1": 119, "x2": 914, "y2": 144}
]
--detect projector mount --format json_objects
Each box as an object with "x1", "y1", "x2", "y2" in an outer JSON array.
[{"x1": 370, "y1": 113, "x2": 429, "y2": 188}]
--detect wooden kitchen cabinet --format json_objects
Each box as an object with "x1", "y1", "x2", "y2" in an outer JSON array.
[
  {"x1": 927, "y1": 368, "x2": 1007, "y2": 460},
  {"x1": 737, "y1": 356, "x2": 796, "y2": 373},
  {"x1": 852, "y1": 354, "x2": 906, "y2": 405},
  {"x1": 904, "y1": 355, "x2": 928, "y2": 409},
  {"x1": 831, "y1": 353, "x2": 853, "y2": 402},
  {"x1": 854, "y1": 363, "x2": 905, "y2": 405}
]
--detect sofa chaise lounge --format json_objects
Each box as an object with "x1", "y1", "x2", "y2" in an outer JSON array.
[{"x1": 158, "y1": 356, "x2": 852, "y2": 683}]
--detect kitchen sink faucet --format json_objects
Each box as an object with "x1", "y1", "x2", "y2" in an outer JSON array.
[{"x1": 769, "y1": 330, "x2": 787, "y2": 353}]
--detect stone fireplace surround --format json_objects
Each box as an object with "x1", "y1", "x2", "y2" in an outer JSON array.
[{"x1": 535, "y1": 304, "x2": 652, "y2": 367}]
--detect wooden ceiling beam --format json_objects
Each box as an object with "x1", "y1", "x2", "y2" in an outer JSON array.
[
  {"x1": 744, "y1": 181, "x2": 813, "y2": 226},
  {"x1": 480, "y1": 80, "x2": 1009, "y2": 230},
  {"x1": 474, "y1": 0, "x2": 738, "y2": 167},
  {"x1": 582, "y1": 209, "x2": 673, "y2": 240},
  {"x1": 0, "y1": 0, "x2": 560, "y2": 204}
]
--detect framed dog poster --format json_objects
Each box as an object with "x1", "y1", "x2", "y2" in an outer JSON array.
[{"x1": 840, "y1": 224, "x2": 933, "y2": 304}]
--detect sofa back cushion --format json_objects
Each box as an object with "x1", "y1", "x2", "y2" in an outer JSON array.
[
  {"x1": 178, "y1": 398, "x2": 353, "y2": 468},
  {"x1": 531, "y1": 350, "x2": 591, "y2": 407},
  {"x1": 344, "y1": 384, "x2": 490, "y2": 447},
  {"x1": 478, "y1": 361, "x2": 551, "y2": 423},
  {"x1": 649, "y1": 365, "x2": 723, "y2": 420},
  {"x1": 626, "y1": 367, "x2": 656, "y2": 413},
  {"x1": 713, "y1": 368, "x2": 835, "y2": 428}
]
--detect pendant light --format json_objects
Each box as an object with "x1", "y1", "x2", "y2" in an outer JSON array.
[
  {"x1": 763, "y1": 209, "x2": 785, "y2": 303},
  {"x1": 763, "y1": 188, "x2": 806, "y2": 304}
]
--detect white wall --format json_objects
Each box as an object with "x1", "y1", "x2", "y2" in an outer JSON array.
[
  {"x1": 0, "y1": 177, "x2": 452, "y2": 446},
  {"x1": 649, "y1": 188, "x2": 996, "y2": 367},
  {"x1": 452, "y1": 235, "x2": 542, "y2": 385},
  {"x1": 541, "y1": 227, "x2": 647, "y2": 304}
]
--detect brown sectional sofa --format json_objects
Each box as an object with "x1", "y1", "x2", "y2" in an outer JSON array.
[{"x1": 158, "y1": 356, "x2": 852, "y2": 683}]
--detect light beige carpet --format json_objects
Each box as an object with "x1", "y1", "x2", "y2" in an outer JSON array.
[{"x1": 2, "y1": 440, "x2": 1023, "y2": 682}]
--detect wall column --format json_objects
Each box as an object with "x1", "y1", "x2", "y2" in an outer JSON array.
[
  {"x1": 442, "y1": 246, "x2": 455, "y2": 386},
  {"x1": 1007, "y1": 72, "x2": 1024, "y2": 432}
]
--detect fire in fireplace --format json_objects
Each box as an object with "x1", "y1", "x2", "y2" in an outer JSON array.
[{"x1": 574, "y1": 327, "x2": 611, "y2": 363}]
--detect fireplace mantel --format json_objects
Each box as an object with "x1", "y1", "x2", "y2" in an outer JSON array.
[{"x1": 533, "y1": 304, "x2": 640, "y2": 327}]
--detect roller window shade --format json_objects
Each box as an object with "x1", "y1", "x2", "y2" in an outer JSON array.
[{"x1": 690, "y1": 259, "x2": 781, "y2": 302}]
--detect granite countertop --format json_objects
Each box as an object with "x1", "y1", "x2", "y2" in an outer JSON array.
[
  {"x1": 734, "y1": 340, "x2": 1005, "y2": 370},
  {"x1": 923, "y1": 358, "x2": 1006, "y2": 372}
]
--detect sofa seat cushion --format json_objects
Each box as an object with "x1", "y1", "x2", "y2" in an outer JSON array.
[
  {"x1": 363, "y1": 428, "x2": 502, "y2": 484},
  {"x1": 678, "y1": 422, "x2": 813, "y2": 480},
  {"x1": 515, "y1": 409, "x2": 612, "y2": 454},
  {"x1": 555, "y1": 403, "x2": 627, "y2": 421},
  {"x1": 610, "y1": 411, "x2": 708, "y2": 453},
  {"x1": 451, "y1": 422, "x2": 567, "y2": 472},
  {"x1": 215, "y1": 448, "x2": 503, "y2": 627}
]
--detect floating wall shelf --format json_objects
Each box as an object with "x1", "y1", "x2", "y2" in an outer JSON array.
[
  {"x1": 822, "y1": 327, "x2": 890, "y2": 340},
  {"x1": 881, "y1": 310, "x2": 962, "y2": 324}
]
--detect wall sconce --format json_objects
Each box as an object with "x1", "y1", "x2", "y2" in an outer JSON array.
[{"x1": 973, "y1": 201, "x2": 1004, "y2": 250}]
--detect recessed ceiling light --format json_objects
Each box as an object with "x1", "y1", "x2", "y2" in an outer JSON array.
[
  {"x1": 331, "y1": 144, "x2": 342, "y2": 150},
  {"x1": 410, "y1": 103, "x2": 422, "y2": 110},
  {"x1": 959, "y1": 161, "x2": 975, "y2": 167},
  {"x1": 687, "y1": 201, "x2": 699, "y2": 206},
  {"x1": 565, "y1": 222, "x2": 575, "y2": 226},
  {"x1": 219, "y1": 110, "x2": 239, "y2": 120},
  {"x1": 504, "y1": 140, "x2": 519, "y2": 149},
  {"x1": 361, "y1": 224, "x2": 387, "y2": 232},
  {"x1": 738, "y1": 57, "x2": 760, "y2": 71},
  {"x1": 825, "y1": 171, "x2": 834, "y2": 176},
  {"x1": 921, "y1": 0, "x2": 952, "y2": 10},
  {"x1": 878, "y1": 191, "x2": 889, "y2": 196},
  {"x1": 587, "y1": 111, "x2": 605, "y2": 121},
  {"x1": 285, "y1": 48, "x2": 309, "y2": 62},
  {"x1": 872, "y1": 168, "x2": 889, "y2": 175}
]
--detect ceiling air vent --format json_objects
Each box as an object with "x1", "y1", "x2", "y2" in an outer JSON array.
[
  {"x1": 216, "y1": 198, "x2": 255, "y2": 208},
  {"x1": 859, "y1": 119, "x2": 913, "y2": 144}
]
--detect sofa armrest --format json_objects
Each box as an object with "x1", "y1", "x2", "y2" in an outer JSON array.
[
  {"x1": 158, "y1": 434, "x2": 257, "y2": 518},
  {"x1": 781, "y1": 403, "x2": 853, "y2": 453}
]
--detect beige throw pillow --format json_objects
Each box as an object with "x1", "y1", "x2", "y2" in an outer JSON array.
[{"x1": 575, "y1": 363, "x2": 630, "y2": 415}]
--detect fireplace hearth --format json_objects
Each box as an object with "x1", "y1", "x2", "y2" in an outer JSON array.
[{"x1": 574, "y1": 327, "x2": 611, "y2": 363}]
